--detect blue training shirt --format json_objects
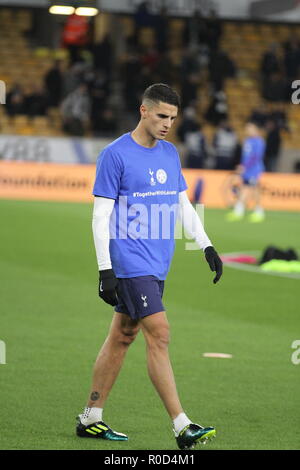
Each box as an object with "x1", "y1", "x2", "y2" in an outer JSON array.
[
  {"x1": 93, "y1": 132, "x2": 188, "y2": 280},
  {"x1": 241, "y1": 136, "x2": 265, "y2": 180}
]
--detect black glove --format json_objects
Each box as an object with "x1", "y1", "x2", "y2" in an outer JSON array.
[
  {"x1": 204, "y1": 246, "x2": 223, "y2": 284},
  {"x1": 99, "y1": 269, "x2": 119, "y2": 306}
]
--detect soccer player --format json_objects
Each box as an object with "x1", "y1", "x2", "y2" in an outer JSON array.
[
  {"x1": 226, "y1": 121, "x2": 266, "y2": 222},
  {"x1": 76, "y1": 83, "x2": 223, "y2": 450}
]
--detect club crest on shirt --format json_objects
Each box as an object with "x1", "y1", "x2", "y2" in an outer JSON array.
[
  {"x1": 156, "y1": 169, "x2": 167, "y2": 184},
  {"x1": 149, "y1": 168, "x2": 156, "y2": 186}
]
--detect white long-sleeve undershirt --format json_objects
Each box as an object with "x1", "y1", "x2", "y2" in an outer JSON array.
[
  {"x1": 178, "y1": 191, "x2": 212, "y2": 250},
  {"x1": 92, "y1": 192, "x2": 212, "y2": 271},
  {"x1": 92, "y1": 196, "x2": 115, "y2": 271}
]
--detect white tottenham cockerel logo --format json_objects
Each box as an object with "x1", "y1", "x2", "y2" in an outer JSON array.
[
  {"x1": 149, "y1": 168, "x2": 156, "y2": 186},
  {"x1": 141, "y1": 294, "x2": 148, "y2": 307}
]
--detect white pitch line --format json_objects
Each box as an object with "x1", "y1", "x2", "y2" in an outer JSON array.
[{"x1": 203, "y1": 353, "x2": 233, "y2": 358}]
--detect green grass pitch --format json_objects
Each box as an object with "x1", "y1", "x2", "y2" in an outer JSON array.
[{"x1": 0, "y1": 198, "x2": 299, "y2": 450}]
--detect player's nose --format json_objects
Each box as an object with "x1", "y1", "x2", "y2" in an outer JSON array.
[{"x1": 164, "y1": 118, "x2": 172, "y2": 129}]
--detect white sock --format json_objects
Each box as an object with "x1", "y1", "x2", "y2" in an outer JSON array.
[
  {"x1": 234, "y1": 201, "x2": 244, "y2": 216},
  {"x1": 81, "y1": 407, "x2": 103, "y2": 426},
  {"x1": 253, "y1": 206, "x2": 264, "y2": 215},
  {"x1": 173, "y1": 412, "x2": 192, "y2": 437}
]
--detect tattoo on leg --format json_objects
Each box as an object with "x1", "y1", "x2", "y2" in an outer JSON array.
[{"x1": 90, "y1": 391, "x2": 100, "y2": 401}]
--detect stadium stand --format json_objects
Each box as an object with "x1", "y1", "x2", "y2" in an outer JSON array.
[{"x1": 1, "y1": 6, "x2": 300, "y2": 165}]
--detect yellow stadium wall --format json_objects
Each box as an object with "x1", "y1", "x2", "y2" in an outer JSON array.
[{"x1": 0, "y1": 161, "x2": 299, "y2": 211}]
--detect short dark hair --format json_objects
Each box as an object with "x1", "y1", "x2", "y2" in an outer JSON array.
[{"x1": 142, "y1": 83, "x2": 181, "y2": 108}]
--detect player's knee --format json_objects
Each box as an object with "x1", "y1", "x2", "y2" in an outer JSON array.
[
  {"x1": 147, "y1": 323, "x2": 170, "y2": 350},
  {"x1": 119, "y1": 326, "x2": 139, "y2": 346}
]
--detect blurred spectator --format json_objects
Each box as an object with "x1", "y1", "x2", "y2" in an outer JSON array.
[
  {"x1": 185, "y1": 125, "x2": 207, "y2": 169},
  {"x1": 183, "y1": 10, "x2": 207, "y2": 48},
  {"x1": 177, "y1": 107, "x2": 207, "y2": 168},
  {"x1": 133, "y1": 1, "x2": 155, "y2": 43},
  {"x1": 135, "y1": 65, "x2": 157, "y2": 106},
  {"x1": 90, "y1": 69, "x2": 110, "y2": 134},
  {"x1": 155, "y1": 51, "x2": 176, "y2": 84},
  {"x1": 62, "y1": 13, "x2": 90, "y2": 64},
  {"x1": 180, "y1": 46, "x2": 202, "y2": 78},
  {"x1": 262, "y1": 72, "x2": 288, "y2": 102},
  {"x1": 182, "y1": 10, "x2": 200, "y2": 48},
  {"x1": 205, "y1": 91, "x2": 228, "y2": 126},
  {"x1": 264, "y1": 118, "x2": 281, "y2": 172},
  {"x1": 24, "y1": 85, "x2": 48, "y2": 117},
  {"x1": 205, "y1": 9, "x2": 223, "y2": 51},
  {"x1": 62, "y1": 62, "x2": 87, "y2": 98},
  {"x1": 269, "y1": 107, "x2": 289, "y2": 132},
  {"x1": 177, "y1": 106, "x2": 198, "y2": 141},
  {"x1": 231, "y1": 141, "x2": 242, "y2": 169},
  {"x1": 95, "y1": 108, "x2": 118, "y2": 137},
  {"x1": 122, "y1": 48, "x2": 143, "y2": 112},
  {"x1": 208, "y1": 49, "x2": 236, "y2": 92},
  {"x1": 197, "y1": 44, "x2": 210, "y2": 69},
  {"x1": 248, "y1": 101, "x2": 290, "y2": 132},
  {"x1": 183, "y1": 9, "x2": 222, "y2": 51},
  {"x1": 44, "y1": 60, "x2": 64, "y2": 107},
  {"x1": 5, "y1": 84, "x2": 25, "y2": 116},
  {"x1": 181, "y1": 73, "x2": 200, "y2": 108},
  {"x1": 82, "y1": 63, "x2": 98, "y2": 91},
  {"x1": 61, "y1": 83, "x2": 91, "y2": 136},
  {"x1": 92, "y1": 34, "x2": 113, "y2": 76},
  {"x1": 283, "y1": 37, "x2": 300, "y2": 80},
  {"x1": 249, "y1": 103, "x2": 269, "y2": 128},
  {"x1": 154, "y1": 6, "x2": 169, "y2": 53},
  {"x1": 212, "y1": 120, "x2": 239, "y2": 170},
  {"x1": 260, "y1": 43, "x2": 282, "y2": 79}
]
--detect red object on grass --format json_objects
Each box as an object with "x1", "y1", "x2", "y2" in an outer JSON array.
[{"x1": 221, "y1": 255, "x2": 257, "y2": 264}]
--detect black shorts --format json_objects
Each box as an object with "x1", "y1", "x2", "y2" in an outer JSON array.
[
  {"x1": 243, "y1": 177, "x2": 259, "y2": 186},
  {"x1": 115, "y1": 275, "x2": 165, "y2": 321}
]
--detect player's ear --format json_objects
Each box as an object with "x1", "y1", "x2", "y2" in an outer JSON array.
[{"x1": 140, "y1": 104, "x2": 147, "y2": 119}]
